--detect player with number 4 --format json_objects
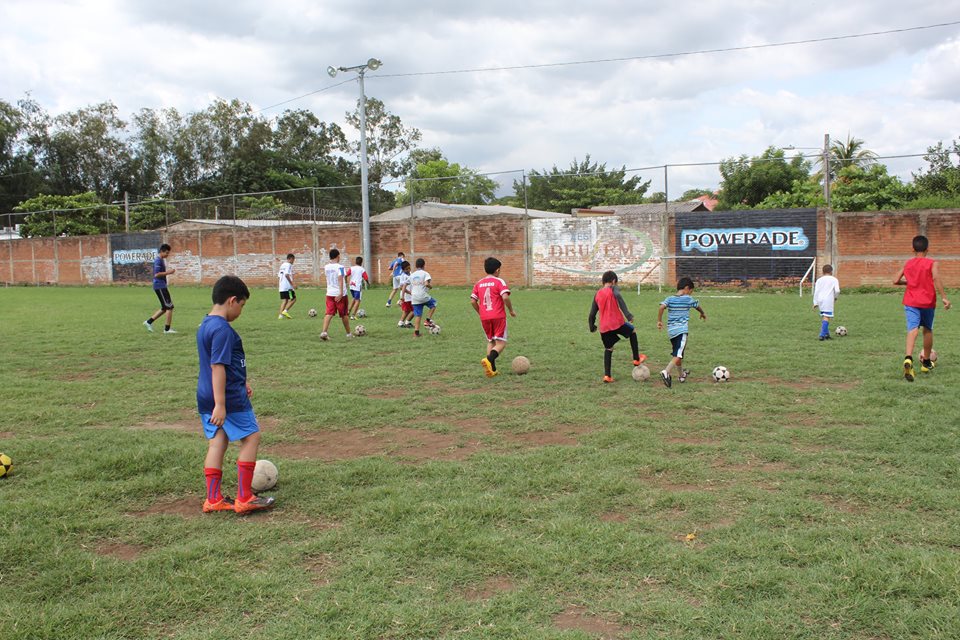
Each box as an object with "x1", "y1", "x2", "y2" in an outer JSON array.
[{"x1": 471, "y1": 257, "x2": 516, "y2": 378}]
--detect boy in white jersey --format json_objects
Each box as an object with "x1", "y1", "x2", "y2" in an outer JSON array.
[
  {"x1": 320, "y1": 248, "x2": 352, "y2": 341},
  {"x1": 409, "y1": 257, "x2": 438, "y2": 338},
  {"x1": 347, "y1": 256, "x2": 369, "y2": 319},
  {"x1": 656, "y1": 277, "x2": 706, "y2": 388},
  {"x1": 397, "y1": 260, "x2": 414, "y2": 328},
  {"x1": 812, "y1": 264, "x2": 840, "y2": 341},
  {"x1": 277, "y1": 253, "x2": 296, "y2": 319}
]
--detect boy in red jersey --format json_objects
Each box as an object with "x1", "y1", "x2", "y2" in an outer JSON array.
[
  {"x1": 472, "y1": 257, "x2": 516, "y2": 377},
  {"x1": 894, "y1": 235, "x2": 951, "y2": 381},
  {"x1": 588, "y1": 270, "x2": 646, "y2": 383}
]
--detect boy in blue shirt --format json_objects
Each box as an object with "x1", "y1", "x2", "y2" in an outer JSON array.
[
  {"x1": 197, "y1": 275, "x2": 275, "y2": 515},
  {"x1": 657, "y1": 277, "x2": 707, "y2": 388},
  {"x1": 144, "y1": 243, "x2": 177, "y2": 333},
  {"x1": 385, "y1": 251, "x2": 405, "y2": 307}
]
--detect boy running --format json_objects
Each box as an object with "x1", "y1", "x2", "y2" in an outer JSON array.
[
  {"x1": 894, "y1": 235, "x2": 951, "y2": 381},
  {"x1": 197, "y1": 275, "x2": 275, "y2": 515},
  {"x1": 657, "y1": 277, "x2": 706, "y2": 388},
  {"x1": 347, "y1": 256, "x2": 369, "y2": 319},
  {"x1": 471, "y1": 257, "x2": 517, "y2": 378},
  {"x1": 588, "y1": 270, "x2": 646, "y2": 383},
  {"x1": 386, "y1": 251, "x2": 405, "y2": 307},
  {"x1": 320, "y1": 248, "x2": 352, "y2": 341},
  {"x1": 409, "y1": 258, "x2": 438, "y2": 338},
  {"x1": 397, "y1": 260, "x2": 414, "y2": 328},
  {"x1": 277, "y1": 253, "x2": 296, "y2": 319},
  {"x1": 144, "y1": 243, "x2": 177, "y2": 334},
  {"x1": 813, "y1": 264, "x2": 840, "y2": 340}
]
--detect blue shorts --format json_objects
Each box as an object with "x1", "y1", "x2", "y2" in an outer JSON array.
[
  {"x1": 818, "y1": 310, "x2": 834, "y2": 318},
  {"x1": 413, "y1": 299, "x2": 437, "y2": 316},
  {"x1": 350, "y1": 289, "x2": 362, "y2": 301},
  {"x1": 201, "y1": 410, "x2": 260, "y2": 442},
  {"x1": 669, "y1": 333, "x2": 688, "y2": 358},
  {"x1": 905, "y1": 306, "x2": 935, "y2": 331}
]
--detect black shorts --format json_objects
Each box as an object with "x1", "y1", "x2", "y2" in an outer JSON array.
[
  {"x1": 600, "y1": 322, "x2": 634, "y2": 349},
  {"x1": 670, "y1": 333, "x2": 688, "y2": 358},
  {"x1": 154, "y1": 287, "x2": 174, "y2": 310},
  {"x1": 280, "y1": 290, "x2": 296, "y2": 300}
]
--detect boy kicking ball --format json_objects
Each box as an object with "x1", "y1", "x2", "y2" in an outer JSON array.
[
  {"x1": 471, "y1": 257, "x2": 516, "y2": 378},
  {"x1": 657, "y1": 277, "x2": 706, "y2": 388},
  {"x1": 588, "y1": 270, "x2": 646, "y2": 383}
]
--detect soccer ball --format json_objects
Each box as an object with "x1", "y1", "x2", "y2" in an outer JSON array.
[
  {"x1": 511, "y1": 356, "x2": 530, "y2": 375},
  {"x1": 308, "y1": 308, "x2": 317, "y2": 318},
  {"x1": 354, "y1": 324, "x2": 366, "y2": 336},
  {"x1": 429, "y1": 324, "x2": 441, "y2": 335},
  {"x1": 251, "y1": 459, "x2": 277, "y2": 492},
  {"x1": 712, "y1": 366, "x2": 730, "y2": 382},
  {"x1": 929, "y1": 349, "x2": 938, "y2": 362},
  {"x1": 632, "y1": 365, "x2": 650, "y2": 381},
  {"x1": 835, "y1": 326, "x2": 847, "y2": 337},
  {"x1": 356, "y1": 308, "x2": 366, "y2": 318},
  {"x1": 0, "y1": 453, "x2": 12, "y2": 478}
]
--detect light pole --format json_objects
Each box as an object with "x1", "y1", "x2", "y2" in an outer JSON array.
[{"x1": 328, "y1": 58, "x2": 382, "y2": 270}]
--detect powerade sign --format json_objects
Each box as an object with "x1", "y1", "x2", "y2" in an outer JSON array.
[
  {"x1": 675, "y1": 208, "x2": 817, "y2": 283},
  {"x1": 111, "y1": 232, "x2": 161, "y2": 283}
]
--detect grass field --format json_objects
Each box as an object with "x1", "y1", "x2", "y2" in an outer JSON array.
[{"x1": 1, "y1": 283, "x2": 959, "y2": 640}]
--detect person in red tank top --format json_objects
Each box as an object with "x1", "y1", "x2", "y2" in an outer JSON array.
[
  {"x1": 893, "y1": 235, "x2": 952, "y2": 381},
  {"x1": 588, "y1": 270, "x2": 647, "y2": 383}
]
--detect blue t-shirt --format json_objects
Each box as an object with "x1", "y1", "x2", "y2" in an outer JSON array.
[
  {"x1": 152, "y1": 256, "x2": 167, "y2": 290},
  {"x1": 390, "y1": 257, "x2": 404, "y2": 277},
  {"x1": 196, "y1": 315, "x2": 252, "y2": 414},
  {"x1": 661, "y1": 294, "x2": 700, "y2": 338}
]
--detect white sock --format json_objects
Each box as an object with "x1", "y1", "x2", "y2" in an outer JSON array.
[{"x1": 664, "y1": 361, "x2": 676, "y2": 375}]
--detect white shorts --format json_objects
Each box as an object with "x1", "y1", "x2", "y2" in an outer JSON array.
[{"x1": 392, "y1": 276, "x2": 402, "y2": 289}]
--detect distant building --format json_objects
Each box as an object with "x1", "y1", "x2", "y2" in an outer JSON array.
[
  {"x1": 372, "y1": 201, "x2": 569, "y2": 222},
  {"x1": 585, "y1": 201, "x2": 710, "y2": 216}
]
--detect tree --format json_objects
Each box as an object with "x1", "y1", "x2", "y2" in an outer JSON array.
[
  {"x1": 678, "y1": 188, "x2": 716, "y2": 202},
  {"x1": 0, "y1": 98, "x2": 45, "y2": 213},
  {"x1": 828, "y1": 134, "x2": 877, "y2": 173},
  {"x1": 395, "y1": 156, "x2": 498, "y2": 206},
  {"x1": 344, "y1": 97, "x2": 422, "y2": 185},
  {"x1": 829, "y1": 164, "x2": 914, "y2": 211},
  {"x1": 717, "y1": 147, "x2": 811, "y2": 209},
  {"x1": 513, "y1": 155, "x2": 651, "y2": 213},
  {"x1": 16, "y1": 192, "x2": 122, "y2": 236},
  {"x1": 911, "y1": 139, "x2": 960, "y2": 202}
]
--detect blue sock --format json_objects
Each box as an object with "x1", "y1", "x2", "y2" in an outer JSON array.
[{"x1": 820, "y1": 320, "x2": 829, "y2": 337}]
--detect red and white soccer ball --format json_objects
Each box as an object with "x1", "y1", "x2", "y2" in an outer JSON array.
[
  {"x1": 354, "y1": 324, "x2": 366, "y2": 336},
  {"x1": 712, "y1": 366, "x2": 730, "y2": 382}
]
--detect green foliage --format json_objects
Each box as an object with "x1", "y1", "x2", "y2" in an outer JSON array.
[
  {"x1": 16, "y1": 192, "x2": 122, "y2": 236},
  {"x1": 912, "y1": 139, "x2": 960, "y2": 199},
  {"x1": 344, "y1": 97, "x2": 422, "y2": 185},
  {"x1": 830, "y1": 164, "x2": 915, "y2": 211},
  {"x1": 129, "y1": 200, "x2": 179, "y2": 231},
  {"x1": 678, "y1": 188, "x2": 715, "y2": 201},
  {"x1": 513, "y1": 155, "x2": 651, "y2": 213},
  {"x1": 395, "y1": 156, "x2": 497, "y2": 206},
  {"x1": 717, "y1": 147, "x2": 811, "y2": 209}
]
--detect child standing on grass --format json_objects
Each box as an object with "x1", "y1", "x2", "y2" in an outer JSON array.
[
  {"x1": 471, "y1": 257, "x2": 517, "y2": 378},
  {"x1": 197, "y1": 275, "x2": 275, "y2": 515},
  {"x1": 320, "y1": 248, "x2": 352, "y2": 341},
  {"x1": 144, "y1": 243, "x2": 177, "y2": 334},
  {"x1": 347, "y1": 256, "x2": 369, "y2": 319},
  {"x1": 386, "y1": 251, "x2": 405, "y2": 307},
  {"x1": 894, "y1": 235, "x2": 951, "y2": 381},
  {"x1": 657, "y1": 277, "x2": 706, "y2": 388},
  {"x1": 397, "y1": 260, "x2": 414, "y2": 328},
  {"x1": 813, "y1": 264, "x2": 840, "y2": 340},
  {"x1": 277, "y1": 253, "x2": 296, "y2": 319},
  {"x1": 409, "y1": 257, "x2": 438, "y2": 338},
  {"x1": 588, "y1": 270, "x2": 646, "y2": 384}
]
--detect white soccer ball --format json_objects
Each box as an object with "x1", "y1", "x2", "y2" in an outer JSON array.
[
  {"x1": 429, "y1": 324, "x2": 441, "y2": 335},
  {"x1": 930, "y1": 349, "x2": 938, "y2": 362},
  {"x1": 712, "y1": 366, "x2": 730, "y2": 382},
  {"x1": 307, "y1": 308, "x2": 317, "y2": 318},
  {"x1": 356, "y1": 308, "x2": 367, "y2": 318},
  {"x1": 632, "y1": 365, "x2": 650, "y2": 381},
  {"x1": 354, "y1": 324, "x2": 366, "y2": 336},
  {"x1": 835, "y1": 325, "x2": 847, "y2": 337},
  {"x1": 251, "y1": 459, "x2": 277, "y2": 492}
]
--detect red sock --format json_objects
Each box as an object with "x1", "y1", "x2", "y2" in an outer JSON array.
[
  {"x1": 237, "y1": 461, "x2": 256, "y2": 502},
  {"x1": 204, "y1": 467, "x2": 223, "y2": 502}
]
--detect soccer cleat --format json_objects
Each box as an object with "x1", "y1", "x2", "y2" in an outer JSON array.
[
  {"x1": 424, "y1": 318, "x2": 436, "y2": 328},
  {"x1": 903, "y1": 357, "x2": 915, "y2": 382},
  {"x1": 234, "y1": 495, "x2": 275, "y2": 515},
  {"x1": 349, "y1": 315, "x2": 355, "y2": 320},
  {"x1": 481, "y1": 357, "x2": 495, "y2": 377},
  {"x1": 398, "y1": 320, "x2": 405, "y2": 328},
  {"x1": 603, "y1": 375, "x2": 614, "y2": 384},
  {"x1": 281, "y1": 310, "x2": 292, "y2": 319},
  {"x1": 345, "y1": 333, "x2": 354, "y2": 339},
  {"x1": 818, "y1": 335, "x2": 825, "y2": 341},
  {"x1": 385, "y1": 301, "x2": 392, "y2": 307},
  {"x1": 164, "y1": 329, "x2": 177, "y2": 334},
  {"x1": 319, "y1": 331, "x2": 329, "y2": 341},
  {"x1": 679, "y1": 368, "x2": 690, "y2": 383},
  {"x1": 143, "y1": 320, "x2": 153, "y2": 332},
  {"x1": 660, "y1": 371, "x2": 672, "y2": 388},
  {"x1": 278, "y1": 314, "x2": 284, "y2": 320},
  {"x1": 202, "y1": 496, "x2": 235, "y2": 513},
  {"x1": 920, "y1": 360, "x2": 935, "y2": 373},
  {"x1": 633, "y1": 354, "x2": 647, "y2": 366}
]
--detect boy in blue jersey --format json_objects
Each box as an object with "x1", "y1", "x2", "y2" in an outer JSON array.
[
  {"x1": 656, "y1": 277, "x2": 707, "y2": 388},
  {"x1": 197, "y1": 275, "x2": 275, "y2": 515},
  {"x1": 144, "y1": 243, "x2": 177, "y2": 334},
  {"x1": 385, "y1": 251, "x2": 405, "y2": 307}
]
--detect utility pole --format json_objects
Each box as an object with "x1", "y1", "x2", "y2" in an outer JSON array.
[
  {"x1": 823, "y1": 133, "x2": 831, "y2": 210},
  {"x1": 124, "y1": 191, "x2": 130, "y2": 232}
]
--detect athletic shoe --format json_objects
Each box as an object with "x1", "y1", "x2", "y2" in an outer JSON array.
[
  {"x1": 660, "y1": 371, "x2": 672, "y2": 388},
  {"x1": 679, "y1": 368, "x2": 690, "y2": 383},
  {"x1": 823, "y1": 334, "x2": 831, "y2": 340},
  {"x1": 398, "y1": 321, "x2": 405, "y2": 328},
  {"x1": 349, "y1": 315, "x2": 355, "y2": 320},
  {"x1": 164, "y1": 329, "x2": 177, "y2": 334},
  {"x1": 921, "y1": 360, "x2": 935, "y2": 373},
  {"x1": 320, "y1": 331, "x2": 329, "y2": 341},
  {"x1": 234, "y1": 495, "x2": 275, "y2": 515},
  {"x1": 202, "y1": 496, "x2": 235, "y2": 513},
  {"x1": 345, "y1": 333, "x2": 354, "y2": 339},
  {"x1": 633, "y1": 354, "x2": 647, "y2": 366},
  {"x1": 903, "y1": 357, "x2": 915, "y2": 382},
  {"x1": 281, "y1": 311, "x2": 292, "y2": 319},
  {"x1": 481, "y1": 357, "x2": 495, "y2": 378},
  {"x1": 818, "y1": 335, "x2": 826, "y2": 341},
  {"x1": 385, "y1": 301, "x2": 392, "y2": 307},
  {"x1": 143, "y1": 320, "x2": 153, "y2": 332},
  {"x1": 602, "y1": 375, "x2": 614, "y2": 384},
  {"x1": 424, "y1": 318, "x2": 436, "y2": 328},
  {"x1": 278, "y1": 314, "x2": 284, "y2": 320}
]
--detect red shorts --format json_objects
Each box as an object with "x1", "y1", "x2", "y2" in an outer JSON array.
[
  {"x1": 325, "y1": 295, "x2": 348, "y2": 317},
  {"x1": 400, "y1": 300, "x2": 413, "y2": 313},
  {"x1": 481, "y1": 317, "x2": 508, "y2": 342}
]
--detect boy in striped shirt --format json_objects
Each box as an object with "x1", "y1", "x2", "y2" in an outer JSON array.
[
  {"x1": 588, "y1": 270, "x2": 646, "y2": 383},
  {"x1": 657, "y1": 277, "x2": 707, "y2": 388}
]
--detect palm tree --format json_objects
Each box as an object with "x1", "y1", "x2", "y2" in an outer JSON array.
[{"x1": 828, "y1": 134, "x2": 877, "y2": 172}]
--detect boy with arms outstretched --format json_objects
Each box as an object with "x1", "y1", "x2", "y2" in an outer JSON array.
[
  {"x1": 894, "y1": 235, "x2": 951, "y2": 381},
  {"x1": 347, "y1": 256, "x2": 369, "y2": 319},
  {"x1": 813, "y1": 264, "x2": 840, "y2": 340},
  {"x1": 198, "y1": 275, "x2": 275, "y2": 514},
  {"x1": 386, "y1": 251, "x2": 405, "y2": 307},
  {"x1": 471, "y1": 257, "x2": 517, "y2": 378},
  {"x1": 144, "y1": 243, "x2": 177, "y2": 333},
  {"x1": 588, "y1": 270, "x2": 646, "y2": 383},
  {"x1": 277, "y1": 253, "x2": 296, "y2": 319},
  {"x1": 320, "y1": 248, "x2": 352, "y2": 340},
  {"x1": 657, "y1": 277, "x2": 706, "y2": 388}
]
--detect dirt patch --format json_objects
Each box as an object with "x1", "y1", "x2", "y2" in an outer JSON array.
[
  {"x1": 269, "y1": 427, "x2": 487, "y2": 462},
  {"x1": 94, "y1": 541, "x2": 148, "y2": 561},
  {"x1": 463, "y1": 575, "x2": 515, "y2": 601},
  {"x1": 510, "y1": 429, "x2": 583, "y2": 447},
  {"x1": 366, "y1": 388, "x2": 406, "y2": 399},
  {"x1": 131, "y1": 497, "x2": 202, "y2": 518},
  {"x1": 553, "y1": 605, "x2": 630, "y2": 639},
  {"x1": 812, "y1": 494, "x2": 866, "y2": 514},
  {"x1": 665, "y1": 436, "x2": 722, "y2": 446},
  {"x1": 599, "y1": 511, "x2": 629, "y2": 523},
  {"x1": 0, "y1": 431, "x2": 14, "y2": 439},
  {"x1": 304, "y1": 553, "x2": 336, "y2": 586}
]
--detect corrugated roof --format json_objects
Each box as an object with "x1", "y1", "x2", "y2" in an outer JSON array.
[
  {"x1": 371, "y1": 201, "x2": 569, "y2": 222},
  {"x1": 587, "y1": 202, "x2": 709, "y2": 215}
]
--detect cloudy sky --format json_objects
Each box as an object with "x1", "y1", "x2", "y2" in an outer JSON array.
[{"x1": 3, "y1": 0, "x2": 959, "y2": 197}]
